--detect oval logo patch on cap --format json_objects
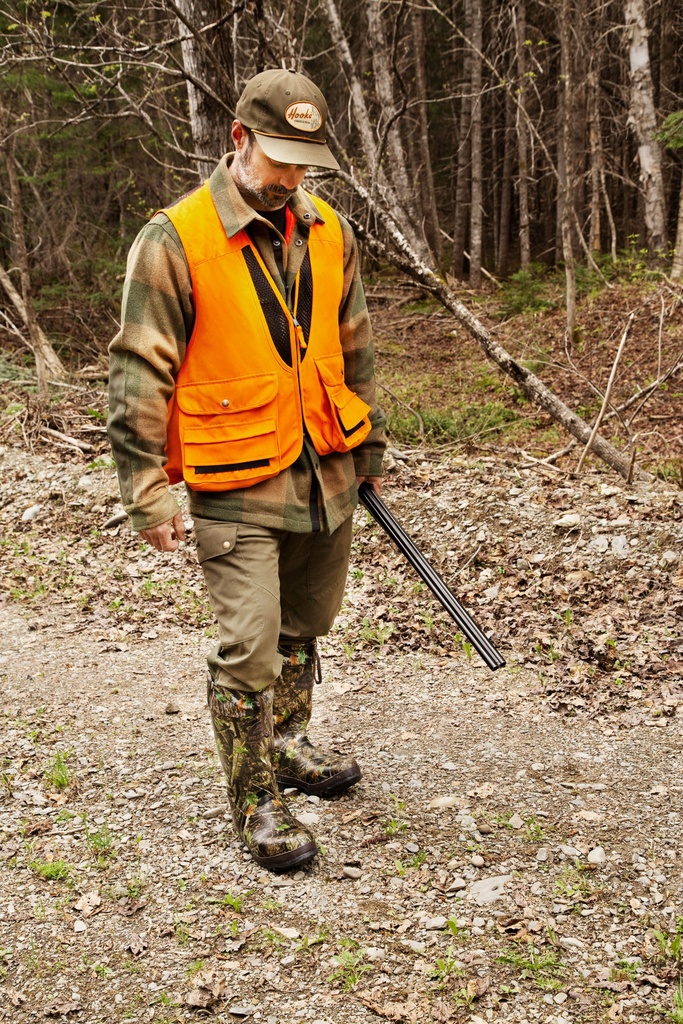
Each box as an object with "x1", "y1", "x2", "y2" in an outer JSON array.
[{"x1": 284, "y1": 101, "x2": 322, "y2": 133}]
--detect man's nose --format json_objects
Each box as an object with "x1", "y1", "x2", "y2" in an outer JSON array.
[{"x1": 278, "y1": 166, "x2": 304, "y2": 189}]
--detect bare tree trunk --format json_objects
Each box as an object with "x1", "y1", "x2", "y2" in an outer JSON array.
[
  {"x1": 559, "y1": 0, "x2": 577, "y2": 342},
  {"x1": 587, "y1": 67, "x2": 602, "y2": 254},
  {"x1": 514, "y1": 0, "x2": 531, "y2": 268},
  {"x1": 412, "y1": 6, "x2": 441, "y2": 264},
  {"x1": 174, "y1": 0, "x2": 237, "y2": 181},
  {"x1": 497, "y1": 91, "x2": 514, "y2": 277},
  {"x1": 624, "y1": 0, "x2": 667, "y2": 253},
  {"x1": 672, "y1": 185, "x2": 683, "y2": 280},
  {"x1": 469, "y1": 0, "x2": 483, "y2": 288},
  {"x1": 2, "y1": 144, "x2": 66, "y2": 390},
  {"x1": 453, "y1": 2, "x2": 473, "y2": 279}
]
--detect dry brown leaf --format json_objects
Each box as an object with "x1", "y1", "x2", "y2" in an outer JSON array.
[
  {"x1": 184, "y1": 967, "x2": 224, "y2": 1009},
  {"x1": 1, "y1": 987, "x2": 26, "y2": 1007},
  {"x1": 44, "y1": 998, "x2": 81, "y2": 1016},
  {"x1": 466, "y1": 975, "x2": 491, "y2": 1000}
]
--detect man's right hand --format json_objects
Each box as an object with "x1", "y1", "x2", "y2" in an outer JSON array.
[{"x1": 140, "y1": 511, "x2": 186, "y2": 552}]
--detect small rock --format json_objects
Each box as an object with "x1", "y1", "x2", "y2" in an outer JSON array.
[
  {"x1": 470, "y1": 854, "x2": 485, "y2": 867},
  {"x1": 201, "y1": 806, "x2": 226, "y2": 819},
  {"x1": 553, "y1": 513, "x2": 581, "y2": 530},
  {"x1": 429, "y1": 795, "x2": 460, "y2": 809},
  {"x1": 590, "y1": 535, "x2": 610, "y2": 554},
  {"x1": 559, "y1": 936, "x2": 585, "y2": 950},
  {"x1": 448, "y1": 876, "x2": 467, "y2": 892},
  {"x1": 74, "y1": 920, "x2": 86, "y2": 933},
  {"x1": 21, "y1": 504, "x2": 42, "y2": 522},
  {"x1": 343, "y1": 866, "x2": 362, "y2": 880},
  {"x1": 228, "y1": 1006, "x2": 258, "y2": 1019},
  {"x1": 295, "y1": 811, "x2": 319, "y2": 826},
  {"x1": 405, "y1": 843, "x2": 419, "y2": 854},
  {"x1": 661, "y1": 550, "x2": 678, "y2": 568},
  {"x1": 536, "y1": 848, "x2": 548, "y2": 862},
  {"x1": 560, "y1": 844, "x2": 582, "y2": 858},
  {"x1": 440, "y1": 761, "x2": 459, "y2": 771},
  {"x1": 273, "y1": 926, "x2": 299, "y2": 940},
  {"x1": 588, "y1": 846, "x2": 606, "y2": 865},
  {"x1": 611, "y1": 535, "x2": 629, "y2": 558},
  {"x1": 165, "y1": 701, "x2": 180, "y2": 715},
  {"x1": 424, "y1": 916, "x2": 447, "y2": 930},
  {"x1": 469, "y1": 874, "x2": 512, "y2": 906},
  {"x1": 509, "y1": 813, "x2": 524, "y2": 830},
  {"x1": 483, "y1": 585, "x2": 500, "y2": 600},
  {"x1": 401, "y1": 939, "x2": 425, "y2": 954},
  {"x1": 472, "y1": 916, "x2": 486, "y2": 928},
  {"x1": 307, "y1": 794, "x2": 321, "y2": 805},
  {"x1": 364, "y1": 946, "x2": 385, "y2": 961}
]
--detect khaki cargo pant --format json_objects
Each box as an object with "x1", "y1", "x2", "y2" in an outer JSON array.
[{"x1": 194, "y1": 516, "x2": 354, "y2": 693}]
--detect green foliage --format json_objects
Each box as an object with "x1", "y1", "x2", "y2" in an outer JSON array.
[
  {"x1": 44, "y1": 750, "x2": 72, "y2": 789},
  {"x1": 499, "y1": 263, "x2": 556, "y2": 317},
  {"x1": 496, "y1": 943, "x2": 565, "y2": 985},
  {"x1": 326, "y1": 939, "x2": 373, "y2": 991},
  {"x1": 30, "y1": 859, "x2": 71, "y2": 881},
  {"x1": 657, "y1": 111, "x2": 683, "y2": 150},
  {"x1": 388, "y1": 401, "x2": 520, "y2": 445}
]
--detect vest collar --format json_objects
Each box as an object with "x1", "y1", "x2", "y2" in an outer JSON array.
[{"x1": 208, "y1": 154, "x2": 325, "y2": 240}]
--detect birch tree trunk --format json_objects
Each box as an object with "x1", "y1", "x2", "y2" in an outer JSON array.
[
  {"x1": 468, "y1": 0, "x2": 484, "y2": 288},
  {"x1": 624, "y1": 0, "x2": 667, "y2": 253},
  {"x1": 514, "y1": 0, "x2": 531, "y2": 268},
  {"x1": 174, "y1": 0, "x2": 236, "y2": 181}
]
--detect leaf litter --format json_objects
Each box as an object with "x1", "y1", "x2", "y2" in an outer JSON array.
[{"x1": 0, "y1": 437, "x2": 682, "y2": 1023}]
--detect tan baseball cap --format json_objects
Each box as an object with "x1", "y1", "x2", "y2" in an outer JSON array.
[{"x1": 235, "y1": 68, "x2": 340, "y2": 170}]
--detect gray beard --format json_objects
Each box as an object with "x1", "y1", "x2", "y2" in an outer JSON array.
[{"x1": 233, "y1": 158, "x2": 296, "y2": 209}]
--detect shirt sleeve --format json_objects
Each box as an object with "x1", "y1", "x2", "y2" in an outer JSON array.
[
  {"x1": 107, "y1": 214, "x2": 194, "y2": 531},
  {"x1": 336, "y1": 211, "x2": 387, "y2": 478}
]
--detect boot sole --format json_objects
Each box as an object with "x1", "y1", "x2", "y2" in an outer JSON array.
[
  {"x1": 276, "y1": 764, "x2": 362, "y2": 798},
  {"x1": 252, "y1": 840, "x2": 318, "y2": 872}
]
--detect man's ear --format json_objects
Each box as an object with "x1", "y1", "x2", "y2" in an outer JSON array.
[{"x1": 231, "y1": 120, "x2": 247, "y2": 150}]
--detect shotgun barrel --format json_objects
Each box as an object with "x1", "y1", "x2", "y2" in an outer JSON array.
[{"x1": 358, "y1": 483, "x2": 506, "y2": 671}]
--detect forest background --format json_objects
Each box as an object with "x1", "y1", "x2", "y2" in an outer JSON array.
[{"x1": 0, "y1": 0, "x2": 682, "y2": 480}]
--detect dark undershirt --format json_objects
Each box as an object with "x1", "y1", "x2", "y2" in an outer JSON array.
[{"x1": 253, "y1": 205, "x2": 320, "y2": 529}]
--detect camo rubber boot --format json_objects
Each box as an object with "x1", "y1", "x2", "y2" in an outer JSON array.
[
  {"x1": 273, "y1": 639, "x2": 361, "y2": 797},
  {"x1": 207, "y1": 678, "x2": 317, "y2": 871}
]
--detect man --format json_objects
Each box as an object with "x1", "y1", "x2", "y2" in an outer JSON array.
[{"x1": 108, "y1": 69, "x2": 386, "y2": 872}]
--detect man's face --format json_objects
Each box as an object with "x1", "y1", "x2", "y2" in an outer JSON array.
[{"x1": 231, "y1": 127, "x2": 309, "y2": 211}]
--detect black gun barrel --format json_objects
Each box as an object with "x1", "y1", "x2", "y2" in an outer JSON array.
[{"x1": 358, "y1": 483, "x2": 506, "y2": 671}]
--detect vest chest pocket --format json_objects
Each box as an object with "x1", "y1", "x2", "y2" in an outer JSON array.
[{"x1": 175, "y1": 375, "x2": 280, "y2": 488}]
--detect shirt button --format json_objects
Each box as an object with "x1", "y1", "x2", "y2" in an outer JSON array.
[
  {"x1": 273, "y1": 239, "x2": 281, "y2": 246},
  {"x1": 295, "y1": 238, "x2": 303, "y2": 247},
  {"x1": 303, "y1": 213, "x2": 311, "y2": 219},
  {"x1": 222, "y1": 540, "x2": 232, "y2": 550},
  {"x1": 221, "y1": 399, "x2": 230, "y2": 407}
]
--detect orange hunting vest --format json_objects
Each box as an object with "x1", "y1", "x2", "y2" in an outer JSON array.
[{"x1": 162, "y1": 183, "x2": 372, "y2": 491}]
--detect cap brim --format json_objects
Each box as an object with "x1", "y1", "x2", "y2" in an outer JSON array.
[{"x1": 253, "y1": 131, "x2": 340, "y2": 170}]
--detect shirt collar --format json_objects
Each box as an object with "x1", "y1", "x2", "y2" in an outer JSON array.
[{"x1": 208, "y1": 153, "x2": 325, "y2": 239}]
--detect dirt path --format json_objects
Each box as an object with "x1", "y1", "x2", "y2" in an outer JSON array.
[
  {"x1": 1, "y1": 442, "x2": 682, "y2": 1023},
  {"x1": 2, "y1": 600, "x2": 682, "y2": 1024}
]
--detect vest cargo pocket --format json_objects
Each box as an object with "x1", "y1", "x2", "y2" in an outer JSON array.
[
  {"x1": 176, "y1": 375, "x2": 280, "y2": 489},
  {"x1": 314, "y1": 356, "x2": 372, "y2": 453},
  {"x1": 182, "y1": 418, "x2": 279, "y2": 486}
]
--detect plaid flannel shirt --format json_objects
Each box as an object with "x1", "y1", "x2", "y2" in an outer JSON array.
[{"x1": 108, "y1": 154, "x2": 386, "y2": 535}]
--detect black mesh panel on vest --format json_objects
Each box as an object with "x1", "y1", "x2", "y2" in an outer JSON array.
[
  {"x1": 297, "y1": 251, "x2": 313, "y2": 360},
  {"x1": 241, "y1": 246, "x2": 292, "y2": 366}
]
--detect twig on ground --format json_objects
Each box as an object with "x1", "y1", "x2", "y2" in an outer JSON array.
[{"x1": 41, "y1": 427, "x2": 93, "y2": 452}]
